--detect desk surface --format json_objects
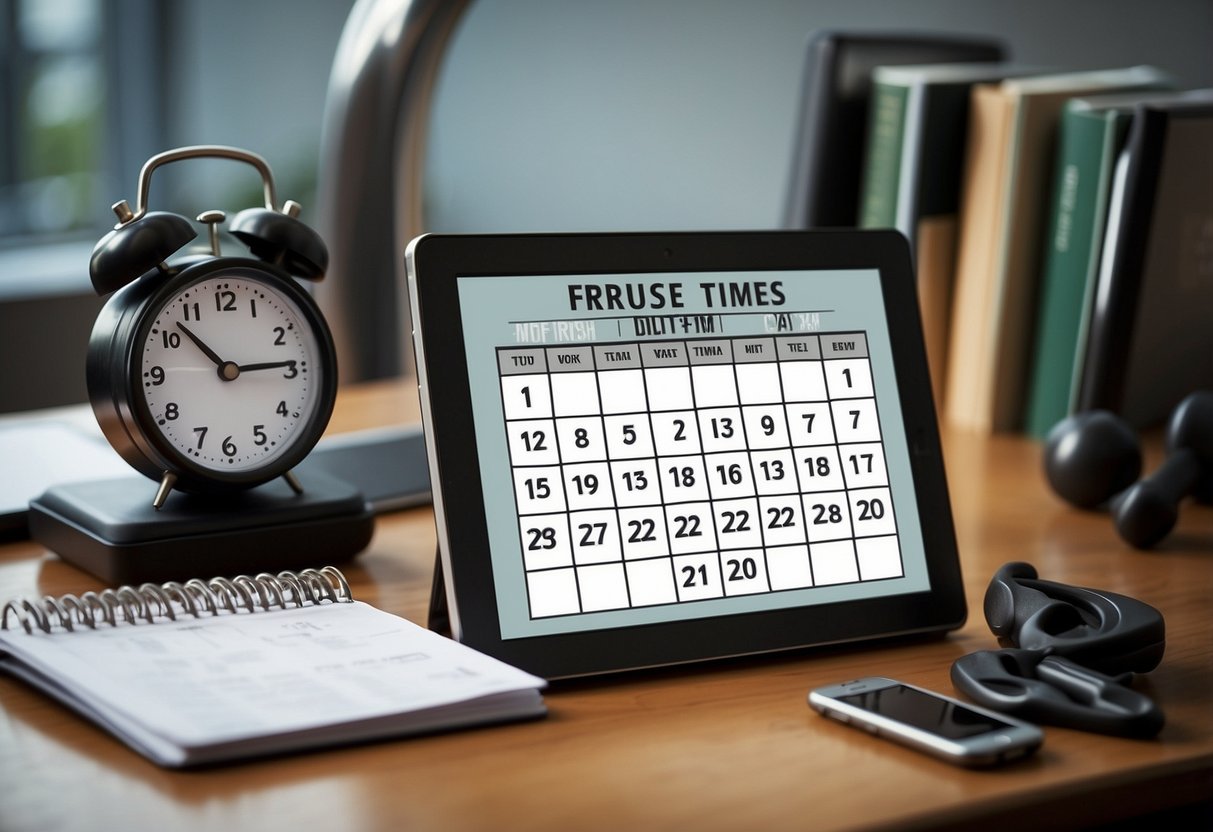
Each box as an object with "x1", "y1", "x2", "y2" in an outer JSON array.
[{"x1": 3, "y1": 382, "x2": 1211, "y2": 831}]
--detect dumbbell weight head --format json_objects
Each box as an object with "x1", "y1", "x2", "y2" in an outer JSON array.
[
  {"x1": 1044, "y1": 410, "x2": 1142, "y2": 510},
  {"x1": 1166, "y1": 391, "x2": 1213, "y2": 504},
  {"x1": 1115, "y1": 391, "x2": 1213, "y2": 548}
]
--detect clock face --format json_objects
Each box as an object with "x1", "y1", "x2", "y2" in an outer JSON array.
[{"x1": 137, "y1": 272, "x2": 325, "y2": 474}]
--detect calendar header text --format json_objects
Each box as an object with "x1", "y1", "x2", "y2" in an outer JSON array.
[{"x1": 568, "y1": 281, "x2": 787, "y2": 312}]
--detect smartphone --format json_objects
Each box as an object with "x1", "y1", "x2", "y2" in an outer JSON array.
[{"x1": 808, "y1": 677, "x2": 1042, "y2": 767}]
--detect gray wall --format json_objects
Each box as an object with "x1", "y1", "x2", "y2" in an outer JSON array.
[
  {"x1": 426, "y1": 0, "x2": 1213, "y2": 233},
  {"x1": 3, "y1": 0, "x2": 1211, "y2": 411}
]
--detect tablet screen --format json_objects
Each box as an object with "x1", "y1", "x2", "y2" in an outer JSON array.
[
  {"x1": 408, "y1": 231, "x2": 963, "y2": 678},
  {"x1": 456, "y1": 269, "x2": 929, "y2": 640}
]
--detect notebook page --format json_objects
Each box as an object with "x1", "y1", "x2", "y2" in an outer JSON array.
[{"x1": 0, "y1": 601, "x2": 545, "y2": 748}]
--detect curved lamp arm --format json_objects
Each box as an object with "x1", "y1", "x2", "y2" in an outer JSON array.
[{"x1": 314, "y1": 0, "x2": 472, "y2": 383}]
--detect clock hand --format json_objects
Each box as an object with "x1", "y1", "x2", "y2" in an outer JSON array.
[
  {"x1": 238, "y1": 360, "x2": 298, "y2": 373},
  {"x1": 176, "y1": 322, "x2": 240, "y2": 381}
]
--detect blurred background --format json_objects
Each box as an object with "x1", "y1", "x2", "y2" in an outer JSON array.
[{"x1": 1, "y1": 0, "x2": 1211, "y2": 411}]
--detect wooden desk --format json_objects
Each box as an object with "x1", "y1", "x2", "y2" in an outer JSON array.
[{"x1": 2, "y1": 382, "x2": 1210, "y2": 831}]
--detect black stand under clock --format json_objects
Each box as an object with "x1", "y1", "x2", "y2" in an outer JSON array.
[{"x1": 29, "y1": 146, "x2": 373, "y2": 584}]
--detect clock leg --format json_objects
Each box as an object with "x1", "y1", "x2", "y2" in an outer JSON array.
[
  {"x1": 283, "y1": 470, "x2": 304, "y2": 495},
  {"x1": 152, "y1": 472, "x2": 177, "y2": 510}
]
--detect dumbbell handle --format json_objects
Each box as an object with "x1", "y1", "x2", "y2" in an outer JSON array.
[{"x1": 1114, "y1": 449, "x2": 1203, "y2": 549}]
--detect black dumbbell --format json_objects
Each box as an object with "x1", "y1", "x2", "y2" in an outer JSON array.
[
  {"x1": 1043, "y1": 391, "x2": 1213, "y2": 548},
  {"x1": 1114, "y1": 392, "x2": 1213, "y2": 548}
]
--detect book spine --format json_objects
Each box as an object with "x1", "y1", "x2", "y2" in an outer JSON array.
[
  {"x1": 858, "y1": 80, "x2": 910, "y2": 229},
  {"x1": 944, "y1": 83, "x2": 1014, "y2": 432},
  {"x1": 1022, "y1": 108, "x2": 1125, "y2": 437},
  {"x1": 910, "y1": 81, "x2": 981, "y2": 405}
]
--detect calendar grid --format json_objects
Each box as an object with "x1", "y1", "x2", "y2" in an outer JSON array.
[
  {"x1": 634, "y1": 348, "x2": 678, "y2": 609},
  {"x1": 499, "y1": 332, "x2": 905, "y2": 620}
]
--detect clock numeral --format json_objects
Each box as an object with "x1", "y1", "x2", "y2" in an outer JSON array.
[
  {"x1": 164, "y1": 403, "x2": 179, "y2": 421},
  {"x1": 249, "y1": 298, "x2": 258, "y2": 318},
  {"x1": 222, "y1": 436, "x2": 237, "y2": 457},
  {"x1": 253, "y1": 425, "x2": 267, "y2": 446},
  {"x1": 214, "y1": 290, "x2": 237, "y2": 312},
  {"x1": 283, "y1": 362, "x2": 299, "y2": 379},
  {"x1": 192, "y1": 426, "x2": 207, "y2": 449},
  {"x1": 148, "y1": 366, "x2": 165, "y2": 385},
  {"x1": 273, "y1": 327, "x2": 286, "y2": 346},
  {"x1": 182, "y1": 301, "x2": 201, "y2": 322},
  {"x1": 276, "y1": 400, "x2": 288, "y2": 417},
  {"x1": 161, "y1": 331, "x2": 181, "y2": 349}
]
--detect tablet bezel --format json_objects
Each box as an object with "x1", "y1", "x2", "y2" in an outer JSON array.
[{"x1": 406, "y1": 230, "x2": 965, "y2": 678}]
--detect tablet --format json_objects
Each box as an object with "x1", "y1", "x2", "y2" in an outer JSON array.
[{"x1": 406, "y1": 231, "x2": 964, "y2": 678}]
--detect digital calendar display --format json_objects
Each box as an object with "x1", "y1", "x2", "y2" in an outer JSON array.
[
  {"x1": 408, "y1": 232, "x2": 964, "y2": 678},
  {"x1": 457, "y1": 270, "x2": 929, "y2": 640}
]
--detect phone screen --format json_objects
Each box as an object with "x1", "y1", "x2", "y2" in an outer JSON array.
[{"x1": 837, "y1": 684, "x2": 1011, "y2": 739}]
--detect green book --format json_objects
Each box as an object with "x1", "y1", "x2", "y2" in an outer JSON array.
[
  {"x1": 1023, "y1": 100, "x2": 1131, "y2": 437},
  {"x1": 1023, "y1": 89, "x2": 1206, "y2": 437},
  {"x1": 857, "y1": 79, "x2": 909, "y2": 229}
]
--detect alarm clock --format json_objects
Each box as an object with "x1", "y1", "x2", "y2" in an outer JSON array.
[{"x1": 86, "y1": 145, "x2": 338, "y2": 509}]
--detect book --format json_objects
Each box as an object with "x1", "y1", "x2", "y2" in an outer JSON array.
[
  {"x1": 1077, "y1": 98, "x2": 1213, "y2": 426},
  {"x1": 0, "y1": 567, "x2": 546, "y2": 767},
  {"x1": 943, "y1": 66, "x2": 1173, "y2": 433},
  {"x1": 858, "y1": 62, "x2": 1040, "y2": 402},
  {"x1": 781, "y1": 30, "x2": 1004, "y2": 230},
  {"x1": 1022, "y1": 89, "x2": 1213, "y2": 437}
]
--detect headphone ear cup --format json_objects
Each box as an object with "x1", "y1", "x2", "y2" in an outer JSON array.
[
  {"x1": 89, "y1": 211, "x2": 197, "y2": 295},
  {"x1": 983, "y1": 562, "x2": 1040, "y2": 640},
  {"x1": 229, "y1": 208, "x2": 328, "y2": 280}
]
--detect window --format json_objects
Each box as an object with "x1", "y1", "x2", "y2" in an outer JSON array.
[
  {"x1": 0, "y1": 0, "x2": 163, "y2": 249},
  {"x1": 0, "y1": 0, "x2": 105, "y2": 238}
]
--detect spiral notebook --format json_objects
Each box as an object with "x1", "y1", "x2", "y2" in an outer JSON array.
[{"x1": 0, "y1": 567, "x2": 546, "y2": 768}]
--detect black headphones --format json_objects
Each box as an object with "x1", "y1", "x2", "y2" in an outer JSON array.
[
  {"x1": 1042, "y1": 391, "x2": 1213, "y2": 548},
  {"x1": 951, "y1": 562, "x2": 1166, "y2": 738},
  {"x1": 89, "y1": 145, "x2": 327, "y2": 295}
]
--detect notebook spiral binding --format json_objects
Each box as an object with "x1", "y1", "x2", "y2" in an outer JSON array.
[{"x1": 1, "y1": 566, "x2": 352, "y2": 635}]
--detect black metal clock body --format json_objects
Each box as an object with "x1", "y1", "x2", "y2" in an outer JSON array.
[
  {"x1": 87, "y1": 255, "x2": 338, "y2": 496},
  {"x1": 32, "y1": 145, "x2": 374, "y2": 581},
  {"x1": 81, "y1": 146, "x2": 338, "y2": 506}
]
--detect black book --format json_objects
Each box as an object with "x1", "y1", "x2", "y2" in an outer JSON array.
[
  {"x1": 782, "y1": 30, "x2": 1004, "y2": 229},
  {"x1": 1078, "y1": 99, "x2": 1213, "y2": 426}
]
